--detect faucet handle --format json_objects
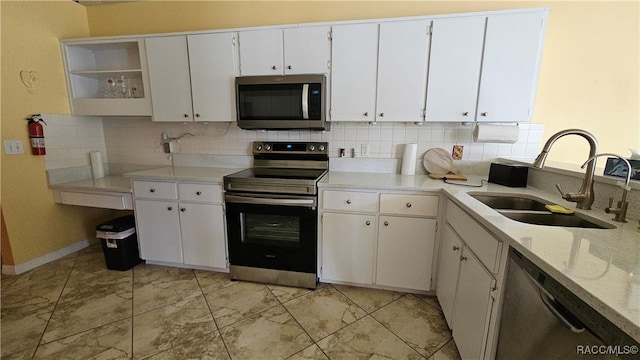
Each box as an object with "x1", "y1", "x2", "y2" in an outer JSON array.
[
  {"x1": 555, "y1": 184, "x2": 565, "y2": 197},
  {"x1": 608, "y1": 196, "x2": 614, "y2": 208}
]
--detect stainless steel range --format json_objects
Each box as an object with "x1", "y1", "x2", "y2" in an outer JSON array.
[{"x1": 223, "y1": 141, "x2": 328, "y2": 289}]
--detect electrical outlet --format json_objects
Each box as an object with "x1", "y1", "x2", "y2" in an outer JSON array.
[
  {"x1": 361, "y1": 143, "x2": 369, "y2": 157},
  {"x1": 452, "y1": 145, "x2": 463, "y2": 160},
  {"x1": 4, "y1": 140, "x2": 24, "y2": 155}
]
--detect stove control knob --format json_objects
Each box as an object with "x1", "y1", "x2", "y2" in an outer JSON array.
[
  {"x1": 265, "y1": 144, "x2": 272, "y2": 151},
  {"x1": 256, "y1": 144, "x2": 263, "y2": 151},
  {"x1": 318, "y1": 145, "x2": 326, "y2": 152},
  {"x1": 309, "y1": 145, "x2": 316, "y2": 151}
]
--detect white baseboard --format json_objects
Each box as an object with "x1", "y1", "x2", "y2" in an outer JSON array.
[{"x1": 2, "y1": 239, "x2": 90, "y2": 275}]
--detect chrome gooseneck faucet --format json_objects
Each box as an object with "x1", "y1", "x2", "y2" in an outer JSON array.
[
  {"x1": 532, "y1": 129, "x2": 599, "y2": 210},
  {"x1": 582, "y1": 153, "x2": 632, "y2": 222}
]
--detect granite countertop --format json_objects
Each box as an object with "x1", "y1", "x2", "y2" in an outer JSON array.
[
  {"x1": 49, "y1": 175, "x2": 133, "y2": 193},
  {"x1": 123, "y1": 166, "x2": 244, "y2": 182},
  {"x1": 319, "y1": 171, "x2": 640, "y2": 342}
]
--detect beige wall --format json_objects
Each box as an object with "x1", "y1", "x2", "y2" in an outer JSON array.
[
  {"x1": 87, "y1": 0, "x2": 640, "y2": 163},
  {"x1": 1, "y1": 1, "x2": 117, "y2": 265}
]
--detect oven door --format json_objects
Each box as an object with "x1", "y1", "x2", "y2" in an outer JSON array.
[{"x1": 225, "y1": 193, "x2": 317, "y2": 274}]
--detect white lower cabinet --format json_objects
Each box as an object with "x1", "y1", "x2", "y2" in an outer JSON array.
[
  {"x1": 133, "y1": 180, "x2": 227, "y2": 269},
  {"x1": 320, "y1": 189, "x2": 438, "y2": 291},
  {"x1": 436, "y1": 200, "x2": 501, "y2": 360},
  {"x1": 321, "y1": 212, "x2": 376, "y2": 284}
]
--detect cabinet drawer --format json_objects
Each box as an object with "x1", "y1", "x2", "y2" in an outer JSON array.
[
  {"x1": 133, "y1": 181, "x2": 177, "y2": 200},
  {"x1": 380, "y1": 193, "x2": 439, "y2": 216},
  {"x1": 178, "y1": 183, "x2": 222, "y2": 203},
  {"x1": 322, "y1": 190, "x2": 378, "y2": 213},
  {"x1": 446, "y1": 201, "x2": 502, "y2": 273}
]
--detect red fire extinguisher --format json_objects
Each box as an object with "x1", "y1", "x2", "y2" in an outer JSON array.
[{"x1": 27, "y1": 114, "x2": 46, "y2": 155}]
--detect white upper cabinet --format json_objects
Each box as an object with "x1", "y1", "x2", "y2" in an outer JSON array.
[
  {"x1": 477, "y1": 12, "x2": 546, "y2": 122},
  {"x1": 331, "y1": 20, "x2": 430, "y2": 122},
  {"x1": 425, "y1": 16, "x2": 486, "y2": 122},
  {"x1": 375, "y1": 20, "x2": 430, "y2": 122},
  {"x1": 188, "y1": 32, "x2": 239, "y2": 122},
  {"x1": 239, "y1": 26, "x2": 330, "y2": 75},
  {"x1": 61, "y1": 39, "x2": 152, "y2": 116},
  {"x1": 146, "y1": 36, "x2": 194, "y2": 122},
  {"x1": 146, "y1": 33, "x2": 239, "y2": 122},
  {"x1": 330, "y1": 23, "x2": 379, "y2": 122}
]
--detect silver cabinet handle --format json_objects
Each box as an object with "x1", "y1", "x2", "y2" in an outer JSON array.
[
  {"x1": 167, "y1": 206, "x2": 173, "y2": 211},
  {"x1": 272, "y1": 65, "x2": 277, "y2": 70},
  {"x1": 363, "y1": 112, "x2": 369, "y2": 117},
  {"x1": 452, "y1": 245, "x2": 460, "y2": 251},
  {"x1": 287, "y1": 65, "x2": 292, "y2": 69},
  {"x1": 196, "y1": 191, "x2": 202, "y2": 196},
  {"x1": 180, "y1": 208, "x2": 186, "y2": 212},
  {"x1": 365, "y1": 220, "x2": 371, "y2": 226},
  {"x1": 149, "y1": 188, "x2": 156, "y2": 193},
  {"x1": 460, "y1": 255, "x2": 467, "y2": 261},
  {"x1": 379, "y1": 113, "x2": 384, "y2": 117},
  {"x1": 462, "y1": 112, "x2": 469, "y2": 116},
  {"x1": 406, "y1": 203, "x2": 412, "y2": 208},
  {"x1": 481, "y1": 112, "x2": 488, "y2": 117},
  {"x1": 184, "y1": 114, "x2": 189, "y2": 118},
  {"x1": 195, "y1": 113, "x2": 200, "y2": 118},
  {"x1": 346, "y1": 199, "x2": 352, "y2": 204},
  {"x1": 384, "y1": 221, "x2": 389, "y2": 226}
]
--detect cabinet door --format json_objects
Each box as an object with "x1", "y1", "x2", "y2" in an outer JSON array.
[
  {"x1": 330, "y1": 23, "x2": 379, "y2": 122},
  {"x1": 179, "y1": 203, "x2": 227, "y2": 268},
  {"x1": 452, "y1": 248, "x2": 496, "y2": 360},
  {"x1": 477, "y1": 12, "x2": 545, "y2": 122},
  {"x1": 134, "y1": 199, "x2": 183, "y2": 263},
  {"x1": 283, "y1": 26, "x2": 331, "y2": 74},
  {"x1": 321, "y1": 212, "x2": 376, "y2": 284},
  {"x1": 188, "y1": 32, "x2": 239, "y2": 122},
  {"x1": 145, "y1": 36, "x2": 194, "y2": 122},
  {"x1": 376, "y1": 20, "x2": 430, "y2": 122},
  {"x1": 238, "y1": 29, "x2": 283, "y2": 75},
  {"x1": 376, "y1": 216, "x2": 436, "y2": 291},
  {"x1": 436, "y1": 224, "x2": 463, "y2": 327},
  {"x1": 425, "y1": 16, "x2": 486, "y2": 122}
]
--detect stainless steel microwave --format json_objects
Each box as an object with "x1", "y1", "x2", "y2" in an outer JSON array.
[{"x1": 235, "y1": 74, "x2": 329, "y2": 131}]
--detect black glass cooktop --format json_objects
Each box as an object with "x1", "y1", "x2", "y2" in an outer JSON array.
[{"x1": 225, "y1": 168, "x2": 327, "y2": 181}]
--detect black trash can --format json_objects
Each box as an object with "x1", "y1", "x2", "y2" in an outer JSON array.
[{"x1": 96, "y1": 215, "x2": 142, "y2": 271}]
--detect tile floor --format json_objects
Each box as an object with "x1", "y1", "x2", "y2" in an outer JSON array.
[{"x1": 1, "y1": 245, "x2": 461, "y2": 360}]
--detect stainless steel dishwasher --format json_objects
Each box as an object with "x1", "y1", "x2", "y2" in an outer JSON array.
[{"x1": 496, "y1": 248, "x2": 639, "y2": 359}]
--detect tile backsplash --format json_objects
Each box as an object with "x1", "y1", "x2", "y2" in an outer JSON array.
[{"x1": 43, "y1": 115, "x2": 544, "y2": 172}]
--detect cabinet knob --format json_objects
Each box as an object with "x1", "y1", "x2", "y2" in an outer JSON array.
[
  {"x1": 196, "y1": 191, "x2": 202, "y2": 196},
  {"x1": 167, "y1": 206, "x2": 173, "y2": 211},
  {"x1": 363, "y1": 112, "x2": 369, "y2": 117},
  {"x1": 346, "y1": 199, "x2": 352, "y2": 204},
  {"x1": 195, "y1": 113, "x2": 200, "y2": 118},
  {"x1": 452, "y1": 245, "x2": 460, "y2": 251},
  {"x1": 149, "y1": 188, "x2": 156, "y2": 193},
  {"x1": 379, "y1": 113, "x2": 384, "y2": 117},
  {"x1": 365, "y1": 220, "x2": 371, "y2": 226},
  {"x1": 481, "y1": 112, "x2": 488, "y2": 117},
  {"x1": 460, "y1": 255, "x2": 467, "y2": 261},
  {"x1": 462, "y1": 112, "x2": 469, "y2": 116},
  {"x1": 287, "y1": 65, "x2": 292, "y2": 70},
  {"x1": 184, "y1": 114, "x2": 189, "y2": 118},
  {"x1": 272, "y1": 65, "x2": 277, "y2": 70},
  {"x1": 406, "y1": 202, "x2": 412, "y2": 208},
  {"x1": 384, "y1": 221, "x2": 389, "y2": 226},
  {"x1": 180, "y1": 208, "x2": 186, "y2": 212}
]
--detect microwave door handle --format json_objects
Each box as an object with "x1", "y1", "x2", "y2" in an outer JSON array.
[{"x1": 302, "y1": 84, "x2": 309, "y2": 120}]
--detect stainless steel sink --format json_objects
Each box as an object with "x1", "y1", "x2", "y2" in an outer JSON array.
[
  {"x1": 470, "y1": 194, "x2": 549, "y2": 211},
  {"x1": 469, "y1": 193, "x2": 615, "y2": 229},
  {"x1": 498, "y1": 211, "x2": 615, "y2": 229}
]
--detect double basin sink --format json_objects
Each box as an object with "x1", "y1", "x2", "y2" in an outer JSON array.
[{"x1": 469, "y1": 193, "x2": 615, "y2": 229}]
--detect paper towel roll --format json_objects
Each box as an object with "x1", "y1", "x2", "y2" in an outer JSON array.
[
  {"x1": 473, "y1": 124, "x2": 519, "y2": 143},
  {"x1": 90, "y1": 151, "x2": 104, "y2": 179},
  {"x1": 401, "y1": 143, "x2": 417, "y2": 175}
]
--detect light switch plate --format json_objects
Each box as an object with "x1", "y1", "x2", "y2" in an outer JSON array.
[{"x1": 4, "y1": 140, "x2": 24, "y2": 155}]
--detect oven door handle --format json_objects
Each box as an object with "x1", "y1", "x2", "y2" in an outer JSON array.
[{"x1": 225, "y1": 194, "x2": 316, "y2": 208}]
